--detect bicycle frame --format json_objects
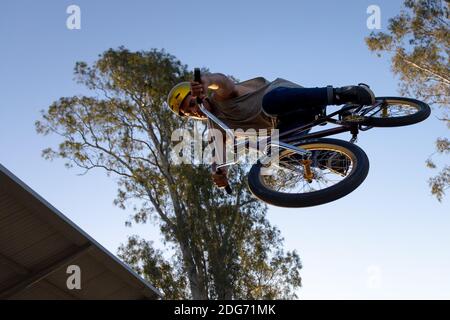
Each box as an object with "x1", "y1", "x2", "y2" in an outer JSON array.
[
  {"x1": 277, "y1": 102, "x2": 382, "y2": 143},
  {"x1": 198, "y1": 103, "x2": 312, "y2": 168},
  {"x1": 198, "y1": 100, "x2": 381, "y2": 168}
]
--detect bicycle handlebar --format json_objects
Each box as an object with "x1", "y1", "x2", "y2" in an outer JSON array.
[{"x1": 193, "y1": 68, "x2": 232, "y2": 195}]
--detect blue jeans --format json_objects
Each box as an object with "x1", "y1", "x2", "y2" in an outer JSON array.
[{"x1": 262, "y1": 86, "x2": 330, "y2": 131}]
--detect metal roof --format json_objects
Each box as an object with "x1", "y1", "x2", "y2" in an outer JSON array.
[{"x1": 0, "y1": 164, "x2": 162, "y2": 300}]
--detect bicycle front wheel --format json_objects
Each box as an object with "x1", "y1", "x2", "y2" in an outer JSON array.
[
  {"x1": 360, "y1": 97, "x2": 431, "y2": 127},
  {"x1": 247, "y1": 138, "x2": 369, "y2": 208}
]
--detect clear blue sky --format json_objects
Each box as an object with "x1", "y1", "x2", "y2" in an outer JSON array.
[{"x1": 1, "y1": 0, "x2": 449, "y2": 299}]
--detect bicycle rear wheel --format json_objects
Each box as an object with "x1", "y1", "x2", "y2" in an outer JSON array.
[
  {"x1": 247, "y1": 138, "x2": 369, "y2": 208},
  {"x1": 360, "y1": 97, "x2": 430, "y2": 127}
]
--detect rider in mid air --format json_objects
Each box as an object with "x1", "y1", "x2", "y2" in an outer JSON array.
[{"x1": 167, "y1": 73, "x2": 375, "y2": 188}]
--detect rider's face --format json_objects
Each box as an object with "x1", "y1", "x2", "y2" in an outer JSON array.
[{"x1": 180, "y1": 95, "x2": 206, "y2": 119}]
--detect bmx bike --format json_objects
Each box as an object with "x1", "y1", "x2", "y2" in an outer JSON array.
[{"x1": 194, "y1": 69, "x2": 431, "y2": 208}]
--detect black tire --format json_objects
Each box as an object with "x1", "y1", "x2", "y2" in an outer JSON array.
[
  {"x1": 362, "y1": 97, "x2": 431, "y2": 127},
  {"x1": 247, "y1": 138, "x2": 369, "y2": 208}
]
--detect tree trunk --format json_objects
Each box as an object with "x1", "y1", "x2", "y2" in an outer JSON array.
[{"x1": 178, "y1": 237, "x2": 208, "y2": 299}]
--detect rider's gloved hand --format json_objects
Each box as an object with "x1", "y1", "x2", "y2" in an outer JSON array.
[{"x1": 212, "y1": 167, "x2": 228, "y2": 188}]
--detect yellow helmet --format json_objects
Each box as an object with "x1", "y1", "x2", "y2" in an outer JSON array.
[{"x1": 167, "y1": 82, "x2": 190, "y2": 116}]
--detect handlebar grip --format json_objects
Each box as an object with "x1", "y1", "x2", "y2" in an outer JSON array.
[
  {"x1": 194, "y1": 68, "x2": 201, "y2": 83},
  {"x1": 193, "y1": 68, "x2": 203, "y2": 104}
]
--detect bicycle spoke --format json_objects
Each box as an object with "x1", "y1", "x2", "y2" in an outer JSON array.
[
  {"x1": 262, "y1": 147, "x2": 354, "y2": 194},
  {"x1": 364, "y1": 103, "x2": 419, "y2": 118}
]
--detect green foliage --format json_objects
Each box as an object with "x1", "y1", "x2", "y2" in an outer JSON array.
[
  {"x1": 426, "y1": 137, "x2": 450, "y2": 201},
  {"x1": 365, "y1": 0, "x2": 449, "y2": 200},
  {"x1": 36, "y1": 47, "x2": 302, "y2": 299},
  {"x1": 118, "y1": 236, "x2": 188, "y2": 299}
]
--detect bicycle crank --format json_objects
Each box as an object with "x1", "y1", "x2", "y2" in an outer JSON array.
[{"x1": 302, "y1": 159, "x2": 314, "y2": 183}]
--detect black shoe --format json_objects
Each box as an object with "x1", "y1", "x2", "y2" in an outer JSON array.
[{"x1": 333, "y1": 84, "x2": 375, "y2": 106}]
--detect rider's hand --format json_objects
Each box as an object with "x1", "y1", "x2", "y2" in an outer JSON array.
[
  {"x1": 212, "y1": 167, "x2": 228, "y2": 188},
  {"x1": 190, "y1": 77, "x2": 209, "y2": 99}
]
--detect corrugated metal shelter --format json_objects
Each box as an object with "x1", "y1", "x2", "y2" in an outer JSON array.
[{"x1": 0, "y1": 164, "x2": 162, "y2": 300}]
